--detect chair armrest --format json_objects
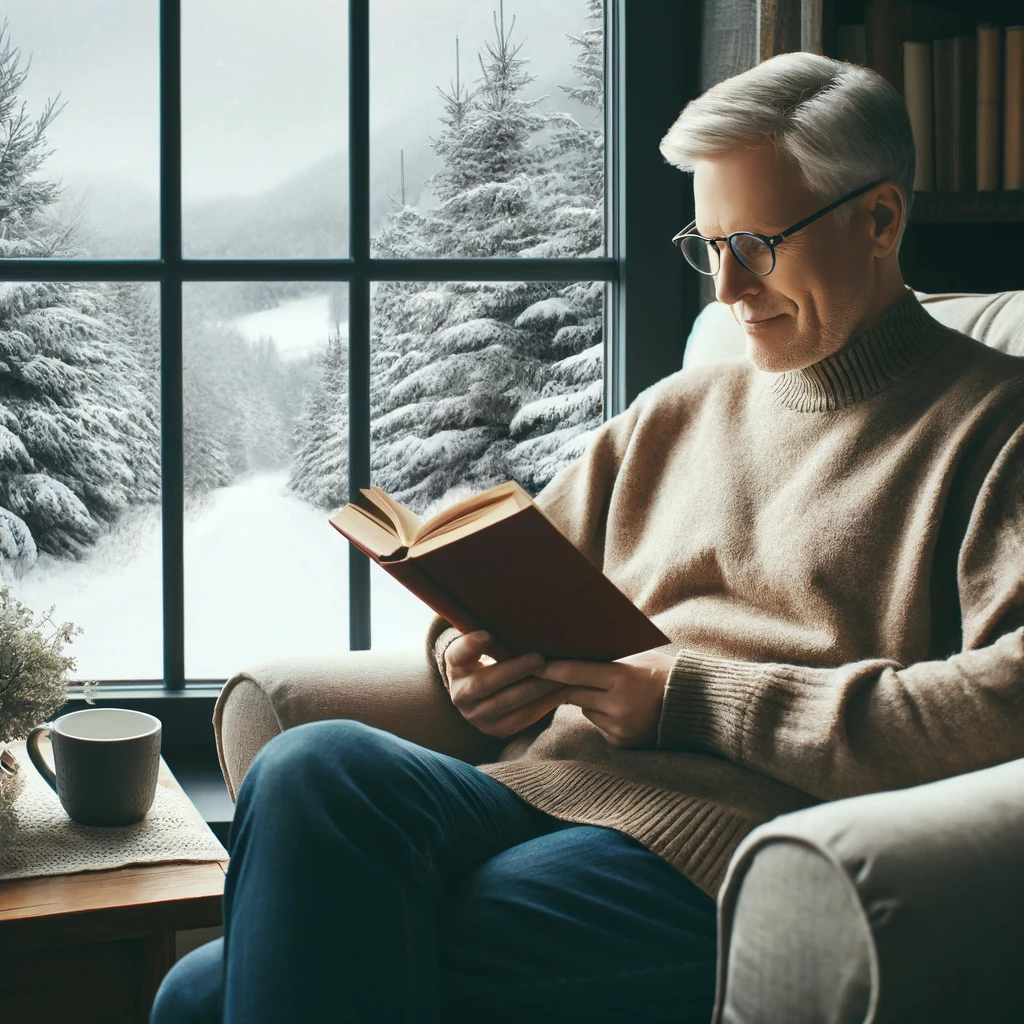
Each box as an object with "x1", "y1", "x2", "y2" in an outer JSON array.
[
  {"x1": 713, "y1": 757, "x2": 1024, "y2": 1024},
  {"x1": 213, "y1": 650, "x2": 506, "y2": 801}
]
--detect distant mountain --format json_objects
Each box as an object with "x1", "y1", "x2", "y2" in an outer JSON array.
[
  {"x1": 71, "y1": 136, "x2": 439, "y2": 261},
  {"x1": 65, "y1": 138, "x2": 440, "y2": 316},
  {"x1": 59, "y1": 176, "x2": 161, "y2": 259},
  {"x1": 182, "y1": 151, "x2": 349, "y2": 260}
]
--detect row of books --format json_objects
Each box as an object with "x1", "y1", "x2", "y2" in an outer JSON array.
[{"x1": 836, "y1": 19, "x2": 1024, "y2": 192}]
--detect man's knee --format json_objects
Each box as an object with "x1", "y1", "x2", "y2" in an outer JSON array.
[{"x1": 239, "y1": 719, "x2": 407, "y2": 810}]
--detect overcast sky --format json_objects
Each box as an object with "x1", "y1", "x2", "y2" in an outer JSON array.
[{"x1": 2, "y1": 0, "x2": 598, "y2": 204}]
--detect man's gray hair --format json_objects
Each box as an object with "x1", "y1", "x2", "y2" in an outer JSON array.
[{"x1": 659, "y1": 52, "x2": 915, "y2": 232}]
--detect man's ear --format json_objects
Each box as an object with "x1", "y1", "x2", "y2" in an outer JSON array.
[{"x1": 865, "y1": 183, "x2": 905, "y2": 258}]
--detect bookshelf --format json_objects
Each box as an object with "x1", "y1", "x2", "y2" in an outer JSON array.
[{"x1": 757, "y1": 0, "x2": 1024, "y2": 293}]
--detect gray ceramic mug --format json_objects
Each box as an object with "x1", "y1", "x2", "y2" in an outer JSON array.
[{"x1": 26, "y1": 708, "x2": 162, "y2": 826}]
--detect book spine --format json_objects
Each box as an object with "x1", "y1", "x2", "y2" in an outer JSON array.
[
  {"x1": 952, "y1": 36, "x2": 977, "y2": 191},
  {"x1": 866, "y1": 0, "x2": 904, "y2": 93},
  {"x1": 1006, "y1": 26, "x2": 1024, "y2": 190},
  {"x1": 977, "y1": 25, "x2": 1003, "y2": 191},
  {"x1": 903, "y1": 41, "x2": 934, "y2": 190},
  {"x1": 932, "y1": 38, "x2": 955, "y2": 191}
]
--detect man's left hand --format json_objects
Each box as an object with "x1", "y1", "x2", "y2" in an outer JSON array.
[{"x1": 536, "y1": 649, "x2": 675, "y2": 749}]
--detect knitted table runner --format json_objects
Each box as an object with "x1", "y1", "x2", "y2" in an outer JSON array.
[{"x1": 0, "y1": 750, "x2": 227, "y2": 882}]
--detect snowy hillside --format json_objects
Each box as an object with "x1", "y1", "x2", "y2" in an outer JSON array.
[{"x1": 14, "y1": 471, "x2": 435, "y2": 681}]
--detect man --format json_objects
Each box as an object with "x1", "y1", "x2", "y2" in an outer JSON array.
[{"x1": 153, "y1": 52, "x2": 1024, "y2": 1024}]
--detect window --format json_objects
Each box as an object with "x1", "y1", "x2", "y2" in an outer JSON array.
[{"x1": 0, "y1": 1, "x2": 696, "y2": 693}]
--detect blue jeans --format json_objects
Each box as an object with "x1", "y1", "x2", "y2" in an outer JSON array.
[{"x1": 151, "y1": 720, "x2": 718, "y2": 1023}]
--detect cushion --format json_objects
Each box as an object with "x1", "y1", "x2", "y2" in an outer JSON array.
[{"x1": 683, "y1": 290, "x2": 1024, "y2": 370}]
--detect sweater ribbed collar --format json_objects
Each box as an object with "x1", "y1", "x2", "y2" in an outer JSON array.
[{"x1": 770, "y1": 289, "x2": 943, "y2": 412}]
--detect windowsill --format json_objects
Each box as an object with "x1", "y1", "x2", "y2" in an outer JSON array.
[{"x1": 62, "y1": 684, "x2": 223, "y2": 748}]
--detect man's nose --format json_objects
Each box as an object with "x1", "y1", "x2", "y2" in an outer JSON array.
[{"x1": 714, "y1": 245, "x2": 759, "y2": 307}]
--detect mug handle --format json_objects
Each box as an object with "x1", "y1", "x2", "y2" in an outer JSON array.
[{"x1": 26, "y1": 726, "x2": 58, "y2": 792}]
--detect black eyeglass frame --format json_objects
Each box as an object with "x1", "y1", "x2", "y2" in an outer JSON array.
[{"x1": 671, "y1": 179, "x2": 885, "y2": 276}]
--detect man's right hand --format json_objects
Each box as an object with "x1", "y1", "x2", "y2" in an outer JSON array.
[{"x1": 445, "y1": 630, "x2": 566, "y2": 739}]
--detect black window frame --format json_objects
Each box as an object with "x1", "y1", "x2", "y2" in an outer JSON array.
[{"x1": 1, "y1": 0, "x2": 699, "y2": 724}]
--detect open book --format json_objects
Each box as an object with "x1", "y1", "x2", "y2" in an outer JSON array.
[{"x1": 328, "y1": 481, "x2": 670, "y2": 661}]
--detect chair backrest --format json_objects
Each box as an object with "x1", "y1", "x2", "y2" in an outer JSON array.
[{"x1": 682, "y1": 290, "x2": 1024, "y2": 370}]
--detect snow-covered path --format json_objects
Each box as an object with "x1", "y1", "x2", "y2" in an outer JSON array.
[{"x1": 14, "y1": 471, "x2": 435, "y2": 681}]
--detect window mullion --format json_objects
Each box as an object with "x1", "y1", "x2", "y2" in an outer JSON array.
[
  {"x1": 608, "y1": 0, "x2": 625, "y2": 418},
  {"x1": 161, "y1": 0, "x2": 185, "y2": 690},
  {"x1": 348, "y1": 0, "x2": 371, "y2": 651}
]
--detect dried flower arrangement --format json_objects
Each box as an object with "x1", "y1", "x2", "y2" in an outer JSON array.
[{"x1": 0, "y1": 587, "x2": 82, "y2": 829}]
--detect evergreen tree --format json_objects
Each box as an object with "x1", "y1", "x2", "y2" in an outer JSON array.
[
  {"x1": 426, "y1": 2, "x2": 552, "y2": 260},
  {"x1": 0, "y1": 505, "x2": 36, "y2": 581},
  {"x1": 289, "y1": 333, "x2": 348, "y2": 509},
  {"x1": 294, "y1": 1, "x2": 607, "y2": 513},
  {"x1": 364, "y1": 7, "x2": 558, "y2": 512},
  {"x1": 288, "y1": 280, "x2": 351, "y2": 509},
  {"x1": 0, "y1": 23, "x2": 161, "y2": 565},
  {"x1": 546, "y1": 0, "x2": 605, "y2": 201},
  {"x1": 0, "y1": 24, "x2": 65, "y2": 257},
  {"x1": 506, "y1": 0, "x2": 605, "y2": 490},
  {"x1": 103, "y1": 280, "x2": 162, "y2": 444},
  {"x1": 428, "y1": 37, "x2": 476, "y2": 204},
  {"x1": 0, "y1": 280, "x2": 161, "y2": 559}
]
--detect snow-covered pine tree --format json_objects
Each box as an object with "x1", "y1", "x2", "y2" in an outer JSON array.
[
  {"x1": 427, "y1": 2, "x2": 551, "y2": 260},
  {"x1": 103, "y1": 280, "x2": 162, "y2": 464},
  {"x1": 0, "y1": 281, "x2": 162, "y2": 560},
  {"x1": 0, "y1": 24, "x2": 161, "y2": 567},
  {"x1": 350, "y1": 2, "x2": 607, "y2": 514},
  {"x1": 289, "y1": 332, "x2": 348, "y2": 509},
  {"x1": 427, "y1": 36, "x2": 476, "y2": 206},
  {"x1": 545, "y1": 0, "x2": 605, "y2": 200},
  {"x1": 0, "y1": 23, "x2": 65, "y2": 256},
  {"x1": 286, "y1": 280, "x2": 351, "y2": 508},
  {"x1": 367, "y1": 7, "x2": 571, "y2": 513},
  {"x1": 506, "y1": 0, "x2": 605, "y2": 491}
]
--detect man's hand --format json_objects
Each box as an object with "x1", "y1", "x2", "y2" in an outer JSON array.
[
  {"x1": 445, "y1": 630, "x2": 567, "y2": 739},
  {"x1": 536, "y1": 649, "x2": 675, "y2": 749}
]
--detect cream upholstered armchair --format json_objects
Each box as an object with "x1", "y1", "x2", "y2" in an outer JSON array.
[{"x1": 214, "y1": 290, "x2": 1024, "y2": 1024}]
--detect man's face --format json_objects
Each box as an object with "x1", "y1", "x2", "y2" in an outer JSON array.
[{"x1": 692, "y1": 144, "x2": 880, "y2": 373}]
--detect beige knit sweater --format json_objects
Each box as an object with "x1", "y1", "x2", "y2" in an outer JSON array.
[{"x1": 427, "y1": 289, "x2": 1024, "y2": 897}]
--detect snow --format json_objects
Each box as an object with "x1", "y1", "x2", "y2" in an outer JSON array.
[
  {"x1": 11, "y1": 471, "x2": 436, "y2": 682},
  {"x1": 0, "y1": 507, "x2": 36, "y2": 575},
  {"x1": 232, "y1": 294, "x2": 342, "y2": 361},
  {"x1": 513, "y1": 296, "x2": 573, "y2": 328}
]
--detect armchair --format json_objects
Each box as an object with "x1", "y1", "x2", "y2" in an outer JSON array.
[{"x1": 214, "y1": 289, "x2": 1024, "y2": 1023}]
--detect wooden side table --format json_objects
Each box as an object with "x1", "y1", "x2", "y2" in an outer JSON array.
[{"x1": 0, "y1": 741, "x2": 227, "y2": 1024}]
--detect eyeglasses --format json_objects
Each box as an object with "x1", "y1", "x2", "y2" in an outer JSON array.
[{"x1": 671, "y1": 180, "x2": 884, "y2": 277}]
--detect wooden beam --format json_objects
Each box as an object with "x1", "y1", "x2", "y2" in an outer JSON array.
[
  {"x1": 802, "y1": 0, "x2": 824, "y2": 54},
  {"x1": 758, "y1": 0, "x2": 804, "y2": 61}
]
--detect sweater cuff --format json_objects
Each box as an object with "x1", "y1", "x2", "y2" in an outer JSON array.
[
  {"x1": 656, "y1": 649, "x2": 765, "y2": 756},
  {"x1": 428, "y1": 624, "x2": 463, "y2": 693}
]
